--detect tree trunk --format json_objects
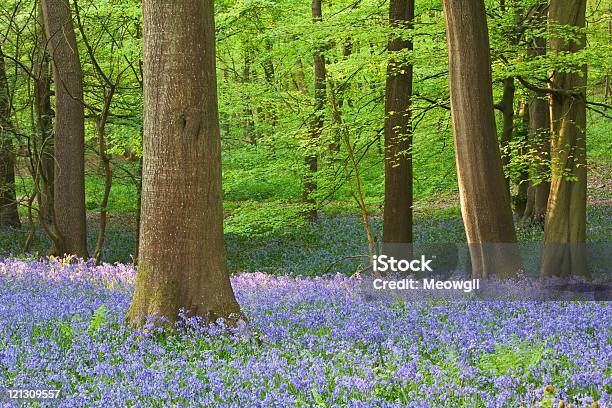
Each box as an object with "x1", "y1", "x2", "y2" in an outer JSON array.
[
  {"x1": 128, "y1": 0, "x2": 241, "y2": 325},
  {"x1": 520, "y1": 2, "x2": 550, "y2": 226},
  {"x1": 134, "y1": 155, "x2": 143, "y2": 262},
  {"x1": 34, "y1": 8, "x2": 55, "y2": 228},
  {"x1": 0, "y1": 47, "x2": 20, "y2": 229},
  {"x1": 528, "y1": 92, "x2": 550, "y2": 223},
  {"x1": 382, "y1": 0, "x2": 414, "y2": 245},
  {"x1": 515, "y1": 100, "x2": 529, "y2": 219},
  {"x1": 242, "y1": 53, "x2": 257, "y2": 145},
  {"x1": 442, "y1": 0, "x2": 521, "y2": 279},
  {"x1": 93, "y1": 88, "x2": 114, "y2": 264},
  {"x1": 303, "y1": 0, "x2": 326, "y2": 222},
  {"x1": 499, "y1": 77, "x2": 515, "y2": 197},
  {"x1": 41, "y1": 0, "x2": 88, "y2": 258},
  {"x1": 541, "y1": 0, "x2": 588, "y2": 278}
]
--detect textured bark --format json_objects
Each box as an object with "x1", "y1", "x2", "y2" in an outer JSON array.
[
  {"x1": 0, "y1": 47, "x2": 20, "y2": 229},
  {"x1": 442, "y1": 0, "x2": 521, "y2": 278},
  {"x1": 382, "y1": 0, "x2": 414, "y2": 245},
  {"x1": 41, "y1": 0, "x2": 88, "y2": 258},
  {"x1": 128, "y1": 0, "x2": 241, "y2": 325},
  {"x1": 34, "y1": 8, "x2": 55, "y2": 228},
  {"x1": 303, "y1": 0, "x2": 326, "y2": 221},
  {"x1": 541, "y1": 0, "x2": 588, "y2": 278}
]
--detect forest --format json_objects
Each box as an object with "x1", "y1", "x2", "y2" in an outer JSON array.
[{"x1": 0, "y1": 0, "x2": 610, "y2": 406}]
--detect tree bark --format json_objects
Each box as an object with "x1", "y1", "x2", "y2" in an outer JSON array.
[
  {"x1": 41, "y1": 0, "x2": 88, "y2": 258},
  {"x1": 128, "y1": 0, "x2": 241, "y2": 325},
  {"x1": 382, "y1": 0, "x2": 414, "y2": 245},
  {"x1": 442, "y1": 0, "x2": 521, "y2": 278},
  {"x1": 499, "y1": 77, "x2": 515, "y2": 197},
  {"x1": 33, "y1": 7, "x2": 55, "y2": 228},
  {"x1": 0, "y1": 47, "x2": 20, "y2": 229},
  {"x1": 528, "y1": 93, "x2": 550, "y2": 223},
  {"x1": 541, "y1": 0, "x2": 588, "y2": 278},
  {"x1": 92, "y1": 88, "x2": 114, "y2": 264},
  {"x1": 303, "y1": 0, "x2": 326, "y2": 222},
  {"x1": 515, "y1": 100, "x2": 529, "y2": 219},
  {"x1": 521, "y1": 2, "x2": 550, "y2": 226}
]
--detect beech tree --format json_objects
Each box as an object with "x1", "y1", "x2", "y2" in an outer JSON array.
[
  {"x1": 520, "y1": 2, "x2": 550, "y2": 226},
  {"x1": 382, "y1": 0, "x2": 414, "y2": 245},
  {"x1": 41, "y1": 0, "x2": 88, "y2": 258},
  {"x1": 127, "y1": 0, "x2": 241, "y2": 325},
  {"x1": 442, "y1": 0, "x2": 521, "y2": 278},
  {"x1": 33, "y1": 6, "x2": 55, "y2": 227},
  {"x1": 0, "y1": 46, "x2": 20, "y2": 229},
  {"x1": 541, "y1": 0, "x2": 588, "y2": 277},
  {"x1": 303, "y1": 0, "x2": 326, "y2": 222}
]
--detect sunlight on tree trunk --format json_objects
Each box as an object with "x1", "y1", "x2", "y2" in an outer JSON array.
[
  {"x1": 442, "y1": 0, "x2": 521, "y2": 279},
  {"x1": 541, "y1": 0, "x2": 588, "y2": 278}
]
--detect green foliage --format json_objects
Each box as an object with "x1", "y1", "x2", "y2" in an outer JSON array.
[
  {"x1": 225, "y1": 201, "x2": 307, "y2": 237},
  {"x1": 88, "y1": 305, "x2": 110, "y2": 334},
  {"x1": 478, "y1": 338, "x2": 547, "y2": 376}
]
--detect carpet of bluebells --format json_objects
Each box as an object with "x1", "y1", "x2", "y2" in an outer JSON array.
[{"x1": 0, "y1": 258, "x2": 610, "y2": 407}]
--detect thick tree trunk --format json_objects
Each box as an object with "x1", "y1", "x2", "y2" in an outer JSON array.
[
  {"x1": 382, "y1": 0, "x2": 414, "y2": 245},
  {"x1": 128, "y1": 0, "x2": 241, "y2": 325},
  {"x1": 541, "y1": 0, "x2": 588, "y2": 278},
  {"x1": 442, "y1": 0, "x2": 521, "y2": 279},
  {"x1": 0, "y1": 47, "x2": 20, "y2": 229},
  {"x1": 303, "y1": 0, "x2": 326, "y2": 222},
  {"x1": 41, "y1": 0, "x2": 88, "y2": 258}
]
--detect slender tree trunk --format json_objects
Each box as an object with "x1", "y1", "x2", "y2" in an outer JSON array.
[
  {"x1": 330, "y1": 84, "x2": 375, "y2": 258},
  {"x1": 382, "y1": 0, "x2": 414, "y2": 245},
  {"x1": 34, "y1": 9, "x2": 55, "y2": 227},
  {"x1": 128, "y1": 0, "x2": 241, "y2": 325},
  {"x1": 515, "y1": 100, "x2": 530, "y2": 218},
  {"x1": 528, "y1": 93, "x2": 550, "y2": 223},
  {"x1": 541, "y1": 0, "x2": 588, "y2": 278},
  {"x1": 525, "y1": 2, "x2": 550, "y2": 226},
  {"x1": 442, "y1": 0, "x2": 521, "y2": 279},
  {"x1": 93, "y1": 88, "x2": 114, "y2": 264},
  {"x1": 499, "y1": 77, "x2": 515, "y2": 197},
  {"x1": 303, "y1": 0, "x2": 326, "y2": 222},
  {"x1": 134, "y1": 155, "x2": 142, "y2": 262},
  {"x1": 263, "y1": 39, "x2": 275, "y2": 86},
  {"x1": 242, "y1": 53, "x2": 257, "y2": 145},
  {"x1": 41, "y1": 0, "x2": 88, "y2": 258},
  {"x1": 0, "y1": 47, "x2": 20, "y2": 229},
  {"x1": 262, "y1": 39, "x2": 278, "y2": 128}
]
